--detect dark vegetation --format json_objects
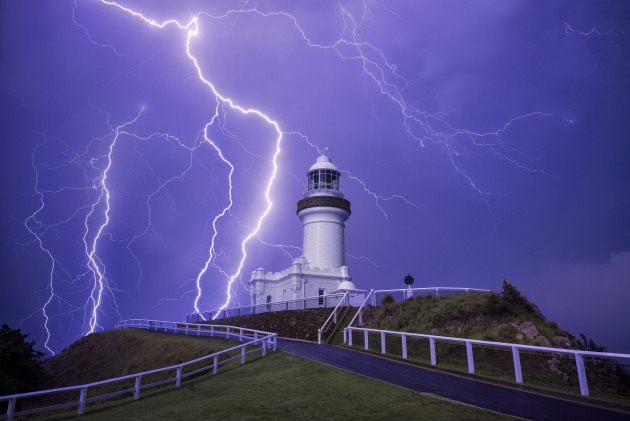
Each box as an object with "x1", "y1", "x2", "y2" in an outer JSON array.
[
  {"x1": 361, "y1": 280, "x2": 630, "y2": 401},
  {"x1": 0, "y1": 324, "x2": 44, "y2": 396}
]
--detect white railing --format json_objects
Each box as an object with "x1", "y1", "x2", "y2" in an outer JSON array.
[
  {"x1": 346, "y1": 326, "x2": 630, "y2": 397},
  {"x1": 188, "y1": 292, "x2": 348, "y2": 322},
  {"x1": 0, "y1": 320, "x2": 277, "y2": 421},
  {"x1": 371, "y1": 287, "x2": 490, "y2": 306},
  {"x1": 317, "y1": 292, "x2": 349, "y2": 344}
]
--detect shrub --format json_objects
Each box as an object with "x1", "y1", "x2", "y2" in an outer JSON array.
[{"x1": 381, "y1": 295, "x2": 395, "y2": 305}]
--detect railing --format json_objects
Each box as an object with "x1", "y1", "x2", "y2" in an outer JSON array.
[
  {"x1": 0, "y1": 320, "x2": 277, "y2": 421},
  {"x1": 346, "y1": 326, "x2": 630, "y2": 398},
  {"x1": 371, "y1": 287, "x2": 490, "y2": 306},
  {"x1": 317, "y1": 291, "x2": 349, "y2": 344},
  {"x1": 188, "y1": 292, "x2": 349, "y2": 322},
  {"x1": 343, "y1": 287, "x2": 490, "y2": 340}
]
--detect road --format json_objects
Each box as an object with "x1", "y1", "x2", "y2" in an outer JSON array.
[{"x1": 278, "y1": 338, "x2": 630, "y2": 420}]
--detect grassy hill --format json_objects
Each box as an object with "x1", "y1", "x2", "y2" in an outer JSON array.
[
  {"x1": 41, "y1": 329, "x2": 236, "y2": 388},
  {"x1": 28, "y1": 330, "x2": 509, "y2": 420},
  {"x1": 361, "y1": 281, "x2": 630, "y2": 401}
]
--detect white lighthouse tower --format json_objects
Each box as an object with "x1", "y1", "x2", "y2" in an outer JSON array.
[
  {"x1": 298, "y1": 155, "x2": 350, "y2": 270},
  {"x1": 249, "y1": 155, "x2": 361, "y2": 307}
]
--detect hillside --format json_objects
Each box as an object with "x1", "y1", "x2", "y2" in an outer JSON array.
[
  {"x1": 365, "y1": 280, "x2": 579, "y2": 348},
  {"x1": 207, "y1": 307, "x2": 331, "y2": 341},
  {"x1": 362, "y1": 281, "x2": 630, "y2": 399},
  {"x1": 40, "y1": 329, "x2": 237, "y2": 389}
]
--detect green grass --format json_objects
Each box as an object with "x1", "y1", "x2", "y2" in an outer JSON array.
[{"x1": 36, "y1": 350, "x2": 511, "y2": 421}]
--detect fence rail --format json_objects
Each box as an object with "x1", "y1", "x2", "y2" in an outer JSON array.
[
  {"x1": 188, "y1": 292, "x2": 352, "y2": 322},
  {"x1": 0, "y1": 320, "x2": 277, "y2": 421},
  {"x1": 346, "y1": 326, "x2": 630, "y2": 398}
]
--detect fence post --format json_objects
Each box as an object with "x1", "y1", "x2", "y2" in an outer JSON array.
[
  {"x1": 401, "y1": 334, "x2": 407, "y2": 359},
  {"x1": 176, "y1": 366, "x2": 182, "y2": 387},
  {"x1": 334, "y1": 309, "x2": 337, "y2": 324},
  {"x1": 575, "y1": 353, "x2": 589, "y2": 396},
  {"x1": 78, "y1": 387, "x2": 88, "y2": 415},
  {"x1": 134, "y1": 376, "x2": 142, "y2": 400},
  {"x1": 241, "y1": 346, "x2": 246, "y2": 364},
  {"x1": 213, "y1": 355, "x2": 218, "y2": 375},
  {"x1": 466, "y1": 341, "x2": 475, "y2": 374},
  {"x1": 197, "y1": 325, "x2": 200, "y2": 336},
  {"x1": 273, "y1": 336, "x2": 277, "y2": 351},
  {"x1": 371, "y1": 291, "x2": 376, "y2": 306},
  {"x1": 254, "y1": 331, "x2": 258, "y2": 341},
  {"x1": 343, "y1": 328, "x2": 347, "y2": 344},
  {"x1": 239, "y1": 328, "x2": 243, "y2": 342},
  {"x1": 429, "y1": 337, "x2": 437, "y2": 366},
  {"x1": 6, "y1": 398, "x2": 17, "y2": 421},
  {"x1": 364, "y1": 330, "x2": 369, "y2": 350},
  {"x1": 348, "y1": 328, "x2": 353, "y2": 346},
  {"x1": 381, "y1": 332, "x2": 386, "y2": 354},
  {"x1": 210, "y1": 326, "x2": 214, "y2": 337},
  {"x1": 318, "y1": 329, "x2": 322, "y2": 345},
  {"x1": 262, "y1": 339, "x2": 267, "y2": 357},
  {"x1": 359, "y1": 310, "x2": 363, "y2": 325},
  {"x1": 512, "y1": 347, "x2": 523, "y2": 383}
]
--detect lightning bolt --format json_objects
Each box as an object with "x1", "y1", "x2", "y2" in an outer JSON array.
[
  {"x1": 94, "y1": 1, "x2": 284, "y2": 320},
  {"x1": 564, "y1": 21, "x2": 629, "y2": 36}
]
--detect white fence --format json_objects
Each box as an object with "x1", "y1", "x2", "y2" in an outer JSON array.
[
  {"x1": 346, "y1": 326, "x2": 630, "y2": 397},
  {"x1": 371, "y1": 287, "x2": 490, "y2": 306},
  {"x1": 0, "y1": 320, "x2": 277, "y2": 421},
  {"x1": 188, "y1": 292, "x2": 362, "y2": 322}
]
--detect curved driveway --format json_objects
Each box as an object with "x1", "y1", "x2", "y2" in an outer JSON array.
[{"x1": 278, "y1": 338, "x2": 630, "y2": 421}]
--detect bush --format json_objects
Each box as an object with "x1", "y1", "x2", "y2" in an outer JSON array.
[
  {"x1": 381, "y1": 295, "x2": 395, "y2": 305},
  {"x1": 501, "y1": 280, "x2": 541, "y2": 316}
]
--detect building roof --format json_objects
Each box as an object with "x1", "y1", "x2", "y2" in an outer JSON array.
[{"x1": 309, "y1": 155, "x2": 339, "y2": 171}]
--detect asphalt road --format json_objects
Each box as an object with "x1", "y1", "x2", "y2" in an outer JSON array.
[{"x1": 278, "y1": 338, "x2": 630, "y2": 420}]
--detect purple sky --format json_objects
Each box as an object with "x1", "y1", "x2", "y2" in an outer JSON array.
[{"x1": 1, "y1": 0, "x2": 629, "y2": 355}]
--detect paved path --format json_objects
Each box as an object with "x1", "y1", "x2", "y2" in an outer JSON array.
[{"x1": 278, "y1": 338, "x2": 630, "y2": 420}]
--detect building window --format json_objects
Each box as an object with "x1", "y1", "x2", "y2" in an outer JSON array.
[{"x1": 318, "y1": 288, "x2": 325, "y2": 305}]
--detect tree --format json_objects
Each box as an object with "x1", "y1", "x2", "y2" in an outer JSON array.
[{"x1": 0, "y1": 324, "x2": 44, "y2": 396}]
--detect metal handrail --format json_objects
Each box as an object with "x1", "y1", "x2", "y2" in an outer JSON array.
[
  {"x1": 317, "y1": 291, "x2": 348, "y2": 344},
  {"x1": 189, "y1": 292, "x2": 348, "y2": 321},
  {"x1": 0, "y1": 320, "x2": 277, "y2": 421},
  {"x1": 347, "y1": 325, "x2": 630, "y2": 397}
]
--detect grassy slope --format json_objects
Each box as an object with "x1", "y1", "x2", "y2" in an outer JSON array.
[
  {"x1": 362, "y1": 284, "x2": 630, "y2": 400},
  {"x1": 39, "y1": 346, "x2": 510, "y2": 421},
  {"x1": 41, "y1": 329, "x2": 237, "y2": 389},
  {"x1": 208, "y1": 307, "x2": 331, "y2": 341}
]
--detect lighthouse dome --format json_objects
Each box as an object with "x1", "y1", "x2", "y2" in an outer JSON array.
[{"x1": 309, "y1": 155, "x2": 338, "y2": 171}]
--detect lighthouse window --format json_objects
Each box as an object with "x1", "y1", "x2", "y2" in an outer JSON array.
[{"x1": 308, "y1": 169, "x2": 340, "y2": 192}]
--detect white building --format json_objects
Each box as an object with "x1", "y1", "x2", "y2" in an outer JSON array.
[{"x1": 249, "y1": 155, "x2": 363, "y2": 307}]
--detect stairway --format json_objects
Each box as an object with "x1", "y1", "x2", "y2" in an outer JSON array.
[{"x1": 325, "y1": 307, "x2": 360, "y2": 345}]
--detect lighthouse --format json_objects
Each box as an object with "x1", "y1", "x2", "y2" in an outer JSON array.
[
  {"x1": 249, "y1": 155, "x2": 361, "y2": 307},
  {"x1": 297, "y1": 155, "x2": 351, "y2": 270}
]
